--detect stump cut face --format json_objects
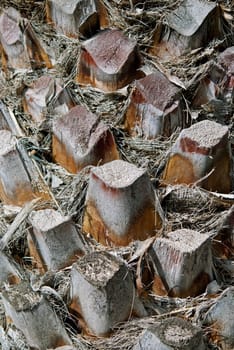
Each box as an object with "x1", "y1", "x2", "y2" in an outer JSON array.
[
  {"x1": 124, "y1": 71, "x2": 188, "y2": 138},
  {"x1": 83, "y1": 160, "x2": 160, "y2": 246},
  {"x1": 163, "y1": 120, "x2": 232, "y2": 193},
  {"x1": 77, "y1": 29, "x2": 142, "y2": 91},
  {"x1": 53, "y1": 105, "x2": 119, "y2": 173}
]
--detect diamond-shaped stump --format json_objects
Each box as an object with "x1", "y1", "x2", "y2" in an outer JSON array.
[
  {"x1": 23, "y1": 76, "x2": 75, "y2": 124},
  {"x1": 203, "y1": 287, "x2": 234, "y2": 349},
  {"x1": 151, "y1": 0, "x2": 222, "y2": 60},
  {"x1": 0, "y1": 7, "x2": 52, "y2": 72},
  {"x1": 83, "y1": 160, "x2": 160, "y2": 246},
  {"x1": 2, "y1": 282, "x2": 72, "y2": 349},
  {"x1": 124, "y1": 71, "x2": 189, "y2": 139},
  {"x1": 162, "y1": 120, "x2": 232, "y2": 193},
  {"x1": 52, "y1": 105, "x2": 119, "y2": 173},
  {"x1": 150, "y1": 229, "x2": 213, "y2": 297},
  {"x1": 28, "y1": 209, "x2": 86, "y2": 272},
  {"x1": 133, "y1": 317, "x2": 206, "y2": 350},
  {"x1": 46, "y1": 0, "x2": 108, "y2": 38},
  {"x1": 0, "y1": 130, "x2": 50, "y2": 206},
  {"x1": 70, "y1": 251, "x2": 146, "y2": 336},
  {"x1": 76, "y1": 29, "x2": 142, "y2": 92}
]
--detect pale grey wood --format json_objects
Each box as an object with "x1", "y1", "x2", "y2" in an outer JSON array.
[
  {"x1": 2, "y1": 282, "x2": 72, "y2": 350},
  {"x1": 28, "y1": 209, "x2": 86, "y2": 271},
  {"x1": 152, "y1": 0, "x2": 222, "y2": 58},
  {"x1": 70, "y1": 251, "x2": 146, "y2": 336},
  {"x1": 151, "y1": 229, "x2": 213, "y2": 297},
  {"x1": 0, "y1": 7, "x2": 31, "y2": 70},
  {"x1": 46, "y1": 0, "x2": 99, "y2": 37},
  {"x1": 203, "y1": 287, "x2": 234, "y2": 349},
  {"x1": 133, "y1": 317, "x2": 206, "y2": 350},
  {"x1": 83, "y1": 159, "x2": 159, "y2": 246},
  {"x1": 167, "y1": 0, "x2": 216, "y2": 36}
]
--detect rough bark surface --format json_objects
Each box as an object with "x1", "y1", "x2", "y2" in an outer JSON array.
[
  {"x1": 77, "y1": 29, "x2": 142, "y2": 91},
  {"x1": 163, "y1": 120, "x2": 232, "y2": 193},
  {"x1": 151, "y1": 229, "x2": 213, "y2": 297},
  {"x1": 2, "y1": 282, "x2": 72, "y2": 350},
  {"x1": 124, "y1": 71, "x2": 189, "y2": 138},
  {"x1": 133, "y1": 317, "x2": 206, "y2": 350},
  {"x1": 70, "y1": 251, "x2": 146, "y2": 336},
  {"x1": 52, "y1": 105, "x2": 119, "y2": 173},
  {"x1": 28, "y1": 209, "x2": 86, "y2": 271},
  {"x1": 83, "y1": 160, "x2": 160, "y2": 246}
]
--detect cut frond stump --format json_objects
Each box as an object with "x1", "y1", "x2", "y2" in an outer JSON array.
[
  {"x1": 28, "y1": 209, "x2": 86, "y2": 272},
  {"x1": 23, "y1": 76, "x2": 75, "y2": 124},
  {"x1": 70, "y1": 251, "x2": 146, "y2": 336},
  {"x1": 0, "y1": 7, "x2": 52, "y2": 72},
  {"x1": 150, "y1": 229, "x2": 213, "y2": 297},
  {"x1": 162, "y1": 120, "x2": 232, "y2": 193},
  {"x1": 2, "y1": 282, "x2": 72, "y2": 350},
  {"x1": 52, "y1": 105, "x2": 119, "y2": 173},
  {"x1": 133, "y1": 317, "x2": 206, "y2": 350},
  {"x1": 83, "y1": 160, "x2": 160, "y2": 246},
  {"x1": 151, "y1": 0, "x2": 222, "y2": 60},
  {"x1": 46, "y1": 0, "x2": 108, "y2": 38},
  {"x1": 76, "y1": 29, "x2": 142, "y2": 92},
  {"x1": 124, "y1": 71, "x2": 189, "y2": 139},
  {"x1": 0, "y1": 252, "x2": 21, "y2": 286},
  {"x1": 0, "y1": 130, "x2": 51, "y2": 206},
  {"x1": 203, "y1": 287, "x2": 234, "y2": 349}
]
